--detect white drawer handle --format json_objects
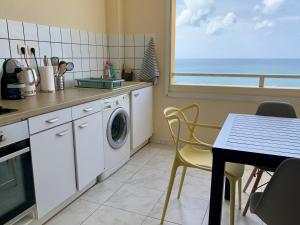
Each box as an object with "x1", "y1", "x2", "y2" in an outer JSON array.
[
  {"x1": 46, "y1": 117, "x2": 59, "y2": 124},
  {"x1": 56, "y1": 130, "x2": 69, "y2": 137},
  {"x1": 134, "y1": 93, "x2": 140, "y2": 97},
  {"x1": 79, "y1": 123, "x2": 89, "y2": 128},
  {"x1": 83, "y1": 107, "x2": 94, "y2": 112}
]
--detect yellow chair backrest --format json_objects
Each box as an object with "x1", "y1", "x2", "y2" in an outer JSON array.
[{"x1": 163, "y1": 104, "x2": 208, "y2": 151}]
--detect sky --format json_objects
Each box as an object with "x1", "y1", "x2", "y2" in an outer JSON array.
[{"x1": 175, "y1": 0, "x2": 300, "y2": 59}]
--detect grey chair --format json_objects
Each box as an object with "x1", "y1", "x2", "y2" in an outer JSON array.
[
  {"x1": 243, "y1": 101, "x2": 297, "y2": 215},
  {"x1": 250, "y1": 159, "x2": 300, "y2": 225}
]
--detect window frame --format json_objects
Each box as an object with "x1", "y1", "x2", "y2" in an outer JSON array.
[{"x1": 165, "y1": 0, "x2": 300, "y2": 102}]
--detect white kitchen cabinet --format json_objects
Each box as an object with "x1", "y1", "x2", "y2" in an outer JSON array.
[
  {"x1": 131, "y1": 86, "x2": 153, "y2": 153},
  {"x1": 73, "y1": 112, "x2": 104, "y2": 190},
  {"x1": 30, "y1": 122, "x2": 76, "y2": 219}
]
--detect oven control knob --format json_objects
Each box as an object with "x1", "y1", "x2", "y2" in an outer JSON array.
[{"x1": 0, "y1": 132, "x2": 6, "y2": 142}]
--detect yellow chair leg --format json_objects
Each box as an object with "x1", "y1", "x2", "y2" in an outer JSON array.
[
  {"x1": 229, "y1": 178, "x2": 236, "y2": 225},
  {"x1": 160, "y1": 157, "x2": 180, "y2": 225},
  {"x1": 177, "y1": 166, "x2": 187, "y2": 199},
  {"x1": 238, "y1": 178, "x2": 242, "y2": 210}
]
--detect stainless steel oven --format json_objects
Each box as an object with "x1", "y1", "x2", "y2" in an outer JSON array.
[{"x1": 0, "y1": 121, "x2": 35, "y2": 224}]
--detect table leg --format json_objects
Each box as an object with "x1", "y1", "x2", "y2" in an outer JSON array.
[
  {"x1": 225, "y1": 178, "x2": 230, "y2": 200},
  {"x1": 208, "y1": 153, "x2": 225, "y2": 225}
]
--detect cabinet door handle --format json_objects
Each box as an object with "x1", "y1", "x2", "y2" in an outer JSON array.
[
  {"x1": 134, "y1": 93, "x2": 140, "y2": 97},
  {"x1": 46, "y1": 117, "x2": 59, "y2": 124},
  {"x1": 56, "y1": 130, "x2": 69, "y2": 137},
  {"x1": 79, "y1": 122, "x2": 89, "y2": 128},
  {"x1": 83, "y1": 107, "x2": 94, "y2": 112}
]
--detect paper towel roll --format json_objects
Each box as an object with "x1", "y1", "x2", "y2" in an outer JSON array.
[{"x1": 39, "y1": 66, "x2": 55, "y2": 92}]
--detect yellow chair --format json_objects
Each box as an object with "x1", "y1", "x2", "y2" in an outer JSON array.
[{"x1": 160, "y1": 104, "x2": 245, "y2": 225}]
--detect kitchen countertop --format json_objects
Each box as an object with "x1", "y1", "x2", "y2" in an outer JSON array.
[{"x1": 0, "y1": 82, "x2": 152, "y2": 126}]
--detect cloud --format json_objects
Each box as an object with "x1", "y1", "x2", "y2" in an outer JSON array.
[
  {"x1": 206, "y1": 12, "x2": 237, "y2": 35},
  {"x1": 176, "y1": 0, "x2": 215, "y2": 26},
  {"x1": 254, "y1": 0, "x2": 285, "y2": 14},
  {"x1": 254, "y1": 18, "x2": 275, "y2": 30}
]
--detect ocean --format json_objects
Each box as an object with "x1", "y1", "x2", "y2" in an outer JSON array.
[{"x1": 174, "y1": 59, "x2": 300, "y2": 87}]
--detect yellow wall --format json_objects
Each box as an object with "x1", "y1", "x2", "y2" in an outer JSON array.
[
  {"x1": 123, "y1": 0, "x2": 300, "y2": 143},
  {"x1": 0, "y1": 0, "x2": 106, "y2": 32}
]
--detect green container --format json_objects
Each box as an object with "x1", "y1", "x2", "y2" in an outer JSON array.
[{"x1": 76, "y1": 78, "x2": 124, "y2": 89}]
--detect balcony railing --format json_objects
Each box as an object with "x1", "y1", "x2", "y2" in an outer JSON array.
[{"x1": 173, "y1": 73, "x2": 300, "y2": 88}]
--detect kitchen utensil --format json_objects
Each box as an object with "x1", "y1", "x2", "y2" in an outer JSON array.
[
  {"x1": 66, "y1": 62, "x2": 74, "y2": 72},
  {"x1": 58, "y1": 61, "x2": 67, "y2": 76},
  {"x1": 51, "y1": 57, "x2": 59, "y2": 74}
]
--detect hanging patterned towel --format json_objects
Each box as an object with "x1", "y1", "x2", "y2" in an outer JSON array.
[{"x1": 139, "y1": 37, "x2": 160, "y2": 84}]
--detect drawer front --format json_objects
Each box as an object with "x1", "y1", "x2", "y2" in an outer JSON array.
[
  {"x1": 28, "y1": 108, "x2": 72, "y2": 134},
  {"x1": 0, "y1": 121, "x2": 29, "y2": 148},
  {"x1": 72, "y1": 99, "x2": 103, "y2": 120}
]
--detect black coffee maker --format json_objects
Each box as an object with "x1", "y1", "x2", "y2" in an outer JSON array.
[{"x1": 1, "y1": 59, "x2": 25, "y2": 100}]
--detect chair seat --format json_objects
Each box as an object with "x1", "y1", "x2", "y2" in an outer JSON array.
[
  {"x1": 178, "y1": 144, "x2": 244, "y2": 178},
  {"x1": 250, "y1": 192, "x2": 263, "y2": 213}
]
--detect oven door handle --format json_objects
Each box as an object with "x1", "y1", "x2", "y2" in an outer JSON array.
[{"x1": 0, "y1": 147, "x2": 30, "y2": 163}]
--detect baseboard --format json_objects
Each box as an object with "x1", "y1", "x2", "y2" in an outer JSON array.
[{"x1": 150, "y1": 137, "x2": 173, "y2": 146}]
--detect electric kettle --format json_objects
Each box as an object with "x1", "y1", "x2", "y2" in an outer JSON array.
[{"x1": 17, "y1": 68, "x2": 38, "y2": 97}]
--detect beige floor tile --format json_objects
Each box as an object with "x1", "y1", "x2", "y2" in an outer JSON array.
[
  {"x1": 82, "y1": 205, "x2": 145, "y2": 225},
  {"x1": 127, "y1": 166, "x2": 171, "y2": 191},
  {"x1": 149, "y1": 193, "x2": 209, "y2": 225},
  {"x1": 105, "y1": 183, "x2": 163, "y2": 215},
  {"x1": 45, "y1": 199, "x2": 98, "y2": 225},
  {"x1": 142, "y1": 217, "x2": 179, "y2": 225},
  {"x1": 80, "y1": 179, "x2": 124, "y2": 204},
  {"x1": 109, "y1": 163, "x2": 141, "y2": 182}
]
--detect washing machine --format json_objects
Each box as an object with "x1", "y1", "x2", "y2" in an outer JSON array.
[{"x1": 100, "y1": 93, "x2": 130, "y2": 180}]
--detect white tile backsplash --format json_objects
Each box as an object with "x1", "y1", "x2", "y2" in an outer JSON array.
[
  {"x1": 81, "y1": 58, "x2": 90, "y2": 71},
  {"x1": 37, "y1": 25, "x2": 50, "y2": 41},
  {"x1": 73, "y1": 58, "x2": 82, "y2": 72},
  {"x1": 89, "y1": 58, "x2": 98, "y2": 71},
  {"x1": 0, "y1": 19, "x2": 8, "y2": 38},
  {"x1": 108, "y1": 35, "x2": 119, "y2": 47},
  {"x1": 62, "y1": 44, "x2": 73, "y2": 58},
  {"x1": 72, "y1": 44, "x2": 81, "y2": 58},
  {"x1": 96, "y1": 33, "x2": 103, "y2": 46},
  {"x1": 80, "y1": 31, "x2": 89, "y2": 45},
  {"x1": 23, "y1": 22, "x2": 38, "y2": 41},
  {"x1": 10, "y1": 39, "x2": 25, "y2": 58},
  {"x1": 0, "y1": 17, "x2": 152, "y2": 85},
  {"x1": 125, "y1": 35, "x2": 134, "y2": 47},
  {"x1": 51, "y1": 42, "x2": 63, "y2": 58},
  {"x1": 25, "y1": 41, "x2": 40, "y2": 58},
  {"x1": 135, "y1": 46, "x2": 145, "y2": 58},
  {"x1": 50, "y1": 27, "x2": 62, "y2": 42},
  {"x1": 125, "y1": 47, "x2": 134, "y2": 58},
  {"x1": 7, "y1": 20, "x2": 24, "y2": 40},
  {"x1": 71, "y1": 29, "x2": 80, "y2": 44},
  {"x1": 61, "y1": 28, "x2": 72, "y2": 43},
  {"x1": 89, "y1": 45, "x2": 97, "y2": 58},
  {"x1": 81, "y1": 45, "x2": 89, "y2": 58},
  {"x1": 39, "y1": 41, "x2": 51, "y2": 58},
  {"x1": 97, "y1": 46, "x2": 103, "y2": 58},
  {"x1": 88, "y1": 32, "x2": 96, "y2": 45},
  {"x1": 134, "y1": 34, "x2": 145, "y2": 46},
  {"x1": 0, "y1": 39, "x2": 11, "y2": 58}
]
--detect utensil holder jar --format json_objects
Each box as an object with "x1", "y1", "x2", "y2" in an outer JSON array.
[{"x1": 55, "y1": 76, "x2": 65, "y2": 90}]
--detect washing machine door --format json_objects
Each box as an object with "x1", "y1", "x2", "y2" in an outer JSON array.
[{"x1": 107, "y1": 107, "x2": 129, "y2": 149}]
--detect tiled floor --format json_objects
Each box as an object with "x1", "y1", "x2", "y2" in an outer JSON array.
[{"x1": 46, "y1": 143, "x2": 268, "y2": 225}]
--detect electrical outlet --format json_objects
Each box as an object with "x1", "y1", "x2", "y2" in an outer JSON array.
[
  {"x1": 27, "y1": 46, "x2": 36, "y2": 56},
  {"x1": 17, "y1": 44, "x2": 28, "y2": 55}
]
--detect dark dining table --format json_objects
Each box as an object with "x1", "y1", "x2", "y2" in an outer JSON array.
[{"x1": 208, "y1": 113, "x2": 300, "y2": 225}]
